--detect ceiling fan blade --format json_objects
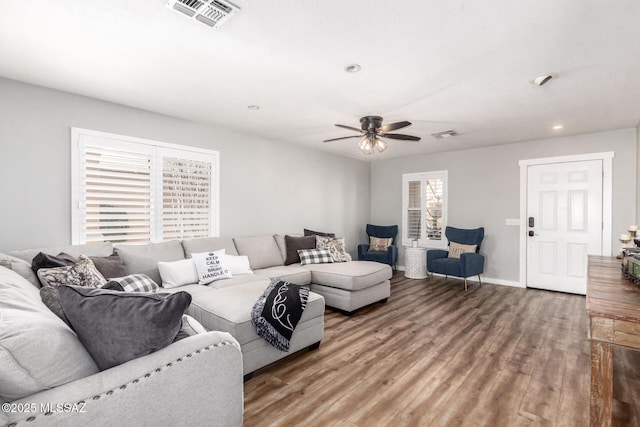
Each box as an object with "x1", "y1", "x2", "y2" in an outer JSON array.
[
  {"x1": 379, "y1": 121, "x2": 411, "y2": 133},
  {"x1": 379, "y1": 133, "x2": 421, "y2": 141},
  {"x1": 335, "y1": 124, "x2": 364, "y2": 133},
  {"x1": 323, "y1": 135, "x2": 364, "y2": 142}
]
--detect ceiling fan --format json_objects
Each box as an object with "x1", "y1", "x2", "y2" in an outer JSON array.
[{"x1": 323, "y1": 116, "x2": 421, "y2": 154}]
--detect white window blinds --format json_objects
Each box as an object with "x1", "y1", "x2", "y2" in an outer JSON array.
[
  {"x1": 162, "y1": 155, "x2": 212, "y2": 241},
  {"x1": 402, "y1": 171, "x2": 448, "y2": 247},
  {"x1": 72, "y1": 129, "x2": 219, "y2": 245}
]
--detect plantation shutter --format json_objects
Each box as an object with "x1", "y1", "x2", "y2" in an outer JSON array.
[
  {"x1": 72, "y1": 129, "x2": 219, "y2": 245},
  {"x1": 425, "y1": 178, "x2": 443, "y2": 241},
  {"x1": 77, "y1": 139, "x2": 154, "y2": 244},
  {"x1": 161, "y1": 154, "x2": 213, "y2": 241},
  {"x1": 402, "y1": 171, "x2": 448, "y2": 247},
  {"x1": 405, "y1": 180, "x2": 422, "y2": 242}
]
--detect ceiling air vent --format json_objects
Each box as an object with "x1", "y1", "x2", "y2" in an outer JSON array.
[
  {"x1": 167, "y1": 0, "x2": 240, "y2": 28},
  {"x1": 430, "y1": 129, "x2": 460, "y2": 139}
]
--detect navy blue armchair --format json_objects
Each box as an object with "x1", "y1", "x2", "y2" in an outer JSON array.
[
  {"x1": 427, "y1": 226, "x2": 485, "y2": 291},
  {"x1": 357, "y1": 224, "x2": 398, "y2": 268}
]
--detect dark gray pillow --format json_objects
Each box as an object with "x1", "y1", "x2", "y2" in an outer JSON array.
[
  {"x1": 57, "y1": 285, "x2": 192, "y2": 371},
  {"x1": 303, "y1": 229, "x2": 336, "y2": 238},
  {"x1": 90, "y1": 252, "x2": 127, "y2": 279},
  {"x1": 40, "y1": 286, "x2": 71, "y2": 327},
  {"x1": 31, "y1": 252, "x2": 76, "y2": 273},
  {"x1": 284, "y1": 235, "x2": 317, "y2": 265}
]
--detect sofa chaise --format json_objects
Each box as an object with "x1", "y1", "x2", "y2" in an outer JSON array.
[{"x1": 1, "y1": 232, "x2": 391, "y2": 426}]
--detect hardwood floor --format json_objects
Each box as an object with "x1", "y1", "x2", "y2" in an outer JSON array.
[{"x1": 243, "y1": 273, "x2": 640, "y2": 426}]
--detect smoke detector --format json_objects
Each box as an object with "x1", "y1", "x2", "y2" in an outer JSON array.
[
  {"x1": 431, "y1": 130, "x2": 460, "y2": 139},
  {"x1": 167, "y1": 0, "x2": 240, "y2": 28}
]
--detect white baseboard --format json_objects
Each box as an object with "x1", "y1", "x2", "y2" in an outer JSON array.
[{"x1": 397, "y1": 266, "x2": 524, "y2": 289}]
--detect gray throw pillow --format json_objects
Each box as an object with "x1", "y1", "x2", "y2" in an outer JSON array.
[
  {"x1": 90, "y1": 252, "x2": 127, "y2": 279},
  {"x1": 57, "y1": 285, "x2": 192, "y2": 370},
  {"x1": 40, "y1": 286, "x2": 71, "y2": 327},
  {"x1": 284, "y1": 235, "x2": 317, "y2": 265}
]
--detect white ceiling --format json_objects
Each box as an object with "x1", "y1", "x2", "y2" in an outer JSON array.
[{"x1": 1, "y1": 0, "x2": 639, "y2": 160}]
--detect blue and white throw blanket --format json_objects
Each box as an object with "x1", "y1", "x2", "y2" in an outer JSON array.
[{"x1": 251, "y1": 278, "x2": 309, "y2": 352}]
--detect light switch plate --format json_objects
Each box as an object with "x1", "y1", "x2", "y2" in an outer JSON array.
[{"x1": 505, "y1": 218, "x2": 520, "y2": 226}]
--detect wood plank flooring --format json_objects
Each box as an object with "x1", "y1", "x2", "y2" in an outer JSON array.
[{"x1": 243, "y1": 273, "x2": 640, "y2": 426}]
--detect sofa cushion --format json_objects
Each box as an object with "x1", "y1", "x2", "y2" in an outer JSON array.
[
  {"x1": 6, "y1": 242, "x2": 113, "y2": 287},
  {"x1": 7, "y1": 242, "x2": 114, "y2": 264},
  {"x1": 115, "y1": 240, "x2": 185, "y2": 284},
  {"x1": 303, "y1": 261, "x2": 392, "y2": 291},
  {"x1": 0, "y1": 252, "x2": 38, "y2": 287},
  {"x1": 284, "y1": 235, "x2": 317, "y2": 265},
  {"x1": 37, "y1": 255, "x2": 106, "y2": 288},
  {"x1": 192, "y1": 250, "x2": 232, "y2": 284},
  {"x1": 186, "y1": 280, "x2": 324, "y2": 346},
  {"x1": 0, "y1": 267, "x2": 99, "y2": 401},
  {"x1": 253, "y1": 265, "x2": 312, "y2": 285},
  {"x1": 158, "y1": 258, "x2": 199, "y2": 288},
  {"x1": 182, "y1": 236, "x2": 239, "y2": 258},
  {"x1": 233, "y1": 235, "x2": 284, "y2": 270},
  {"x1": 57, "y1": 285, "x2": 191, "y2": 370}
]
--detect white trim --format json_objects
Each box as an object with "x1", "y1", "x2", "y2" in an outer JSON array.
[
  {"x1": 397, "y1": 269, "x2": 523, "y2": 288},
  {"x1": 71, "y1": 127, "x2": 220, "y2": 244},
  {"x1": 401, "y1": 170, "x2": 448, "y2": 249},
  {"x1": 518, "y1": 151, "x2": 614, "y2": 287}
]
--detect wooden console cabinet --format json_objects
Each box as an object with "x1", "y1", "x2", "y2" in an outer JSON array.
[{"x1": 586, "y1": 255, "x2": 640, "y2": 426}]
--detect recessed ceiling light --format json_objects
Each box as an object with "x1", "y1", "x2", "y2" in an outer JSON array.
[
  {"x1": 247, "y1": 105, "x2": 260, "y2": 110},
  {"x1": 344, "y1": 64, "x2": 361, "y2": 73},
  {"x1": 553, "y1": 125, "x2": 563, "y2": 130},
  {"x1": 532, "y1": 75, "x2": 553, "y2": 86}
]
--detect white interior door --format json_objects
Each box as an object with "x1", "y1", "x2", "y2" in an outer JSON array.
[{"x1": 526, "y1": 160, "x2": 603, "y2": 294}]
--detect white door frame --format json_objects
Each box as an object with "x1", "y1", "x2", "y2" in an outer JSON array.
[{"x1": 518, "y1": 152, "x2": 614, "y2": 287}]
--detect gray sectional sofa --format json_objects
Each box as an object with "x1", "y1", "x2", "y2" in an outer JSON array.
[{"x1": 1, "y1": 233, "x2": 391, "y2": 426}]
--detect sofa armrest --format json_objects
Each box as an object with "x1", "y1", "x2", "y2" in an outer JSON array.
[
  {"x1": 4, "y1": 331, "x2": 243, "y2": 427},
  {"x1": 459, "y1": 252, "x2": 485, "y2": 277},
  {"x1": 426, "y1": 249, "x2": 448, "y2": 270}
]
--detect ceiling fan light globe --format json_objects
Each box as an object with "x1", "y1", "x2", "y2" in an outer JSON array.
[
  {"x1": 375, "y1": 138, "x2": 388, "y2": 153},
  {"x1": 361, "y1": 139, "x2": 374, "y2": 155},
  {"x1": 358, "y1": 136, "x2": 369, "y2": 151}
]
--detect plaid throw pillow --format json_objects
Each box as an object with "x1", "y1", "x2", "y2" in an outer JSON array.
[
  {"x1": 297, "y1": 248, "x2": 334, "y2": 266},
  {"x1": 103, "y1": 274, "x2": 160, "y2": 293}
]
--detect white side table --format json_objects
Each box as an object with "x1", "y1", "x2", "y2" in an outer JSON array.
[{"x1": 404, "y1": 247, "x2": 428, "y2": 279}]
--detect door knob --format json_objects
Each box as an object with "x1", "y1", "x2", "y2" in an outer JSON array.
[{"x1": 528, "y1": 230, "x2": 535, "y2": 237}]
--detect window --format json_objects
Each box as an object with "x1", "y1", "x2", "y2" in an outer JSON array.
[
  {"x1": 402, "y1": 170, "x2": 448, "y2": 247},
  {"x1": 71, "y1": 128, "x2": 219, "y2": 245}
]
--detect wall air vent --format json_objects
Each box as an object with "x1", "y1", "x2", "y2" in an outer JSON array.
[
  {"x1": 166, "y1": 0, "x2": 240, "y2": 28},
  {"x1": 430, "y1": 129, "x2": 460, "y2": 139}
]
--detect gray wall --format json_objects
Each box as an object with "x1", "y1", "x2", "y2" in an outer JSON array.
[
  {"x1": 0, "y1": 78, "x2": 371, "y2": 252},
  {"x1": 370, "y1": 128, "x2": 637, "y2": 284}
]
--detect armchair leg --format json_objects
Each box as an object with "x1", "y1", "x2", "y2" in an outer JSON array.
[
  {"x1": 464, "y1": 279, "x2": 468, "y2": 291},
  {"x1": 478, "y1": 274, "x2": 482, "y2": 287}
]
